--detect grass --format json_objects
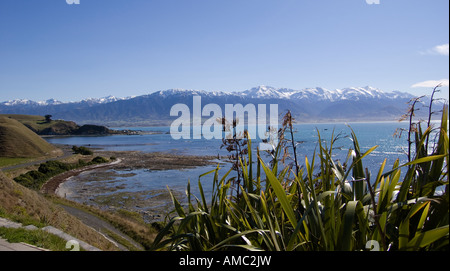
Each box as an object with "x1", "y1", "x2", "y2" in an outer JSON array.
[
  {"x1": 0, "y1": 116, "x2": 61, "y2": 158},
  {"x1": 152, "y1": 89, "x2": 449, "y2": 251},
  {"x1": 0, "y1": 157, "x2": 33, "y2": 168},
  {"x1": 0, "y1": 206, "x2": 46, "y2": 229},
  {"x1": 0, "y1": 227, "x2": 70, "y2": 251}
]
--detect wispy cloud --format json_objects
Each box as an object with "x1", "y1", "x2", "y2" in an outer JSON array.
[
  {"x1": 411, "y1": 79, "x2": 449, "y2": 88},
  {"x1": 434, "y1": 44, "x2": 449, "y2": 56},
  {"x1": 421, "y1": 43, "x2": 449, "y2": 56}
]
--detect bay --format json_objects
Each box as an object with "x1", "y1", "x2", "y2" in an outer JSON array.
[
  {"x1": 45, "y1": 122, "x2": 414, "y2": 162},
  {"x1": 45, "y1": 121, "x2": 428, "y2": 221}
]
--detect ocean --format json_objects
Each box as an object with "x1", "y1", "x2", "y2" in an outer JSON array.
[{"x1": 45, "y1": 122, "x2": 416, "y2": 160}]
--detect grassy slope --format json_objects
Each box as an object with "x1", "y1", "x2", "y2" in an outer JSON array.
[
  {"x1": 0, "y1": 116, "x2": 62, "y2": 158},
  {"x1": 0, "y1": 114, "x2": 78, "y2": 135},
  {"x1": 1, "y1": 169, "x2": 157, "y2": 251},
  {"x1": 0, "y1": 114, "x2": 49, "y2": 129},
  {"x1": 0, "y1": 172, "x2": 117, "y2": 250}
]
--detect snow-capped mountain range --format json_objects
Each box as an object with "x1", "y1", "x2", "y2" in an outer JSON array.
[
  {"x1": 1, "y1": 95, "x2": 129, "y2": 107},
  {"x1": 0, "y1": 86, "x2": 433, "y2": 125},
  {"x1": 1, "y1": 86, "x2": 414, "y2": 106},
  {"x1": 153, "y1": 85, "x2": 414, "y2": 101}
]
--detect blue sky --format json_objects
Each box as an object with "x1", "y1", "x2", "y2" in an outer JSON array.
[{"x1": 0, "y1": 0, "x2": 448, "y2": 102}]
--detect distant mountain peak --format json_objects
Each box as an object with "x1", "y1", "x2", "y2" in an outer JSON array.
[
  {"x1": 1, "y1": 99, "x2": 32, "y2": 106},
  {"x1": 39, "y1": 98, "x2": 63, "y2": 105},
  {"x1": 242, "y1": 85, "x2": 293, "y2": 99},
  {"x1": 155, "y1": 88, "x2": 232, "y2": 98},
  {"x1": 81, "y1": 95, "x2": 125, "y2": 104}
]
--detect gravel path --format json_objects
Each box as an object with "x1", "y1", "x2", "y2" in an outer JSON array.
[{"x1": 56, "y1": 204, "x2": 144, "y2": 251}]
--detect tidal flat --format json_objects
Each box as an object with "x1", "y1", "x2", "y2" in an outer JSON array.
[{"x1": 51, "y1": 149, "x2": 220, "y2": 223}]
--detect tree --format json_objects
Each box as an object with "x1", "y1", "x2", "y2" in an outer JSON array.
[{"x1": 44, "y1": 115, "x2": 52, "y2": 123}]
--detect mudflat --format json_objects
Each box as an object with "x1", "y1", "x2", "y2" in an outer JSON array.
[
  {"x1": 42, "y1": 150, "x2": 219, "y2": 222},
  {"x1": 42, "y1": 150, "x2": 217, "y2": 194}
]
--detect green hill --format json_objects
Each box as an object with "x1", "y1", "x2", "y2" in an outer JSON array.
[
  {"x1": 0, "y1": 116, "x2": 61, "y2": 158},
  {"x1": 0, "y1": 114, "x2": 79, "y2": 135},
  {"x1": 1, "y1": 114, "x2": 120, "y2": 136}
]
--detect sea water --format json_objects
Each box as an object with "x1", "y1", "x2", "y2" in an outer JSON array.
[{"x1": 45, "y1": 122, "x2": 415, "y2": 159}]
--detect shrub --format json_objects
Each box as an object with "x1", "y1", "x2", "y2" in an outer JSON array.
[
  {"x1": 90, "y1": 156, "x2": 109, "y2": 164},
  {"x1": 77, "y1": 159, "x2": 87, "y2": 167},
  {"x1": 72, "y1": 145, "x2": 93, "y2": 155},
  {"x1": 38, "y1": 160, "x2": 72, "y2": 175},
  {"x1": 14, "y1": 171, "x2": 46, "y2": 190},
  {"x1": 14, "y1": 156, "x2": 109, "y2": 190}
]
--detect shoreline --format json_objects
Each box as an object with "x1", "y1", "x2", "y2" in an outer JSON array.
[
  {"x1": 41, "y1": 148, "x2": 219, "y2": 222},
  {"x1": 42, "y1": 149, "x2": 218, "y2": 195},
  {"x1": 40, "y1": 157, "x2": 123, "y2": 195},
  {"x1": 39, "y1": 130, "x2": 163, "y2": 138}
]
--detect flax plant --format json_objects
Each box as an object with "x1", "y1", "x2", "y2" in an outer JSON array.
[{"x1": 151, "y1": 91, "x2": 449, "y2": 251}]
